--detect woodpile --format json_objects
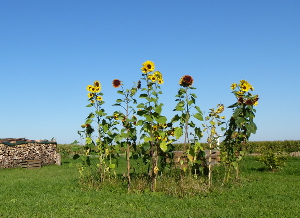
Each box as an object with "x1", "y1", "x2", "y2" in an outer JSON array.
[{"x1": 0, "y1": 138, "x2": 58, "y2": 169}]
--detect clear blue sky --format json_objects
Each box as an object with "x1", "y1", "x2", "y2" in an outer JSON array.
[{"x1": 1, "y1": 0, "x2": 299, "y2": 144}]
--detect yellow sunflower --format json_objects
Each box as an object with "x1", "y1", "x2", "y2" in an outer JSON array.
[
  {"x1": 158, "y1": 79, "x2": 164, "y2": 85},
  {"x1": 87, "y1": 93, "x2": 94, "y2": 98},
  {"x1": 150, "y1": 75, "x2": 157, "y2": 82},
  {"x1": 154, "y1": 71, "x2": 162, "y2": 79},
  {"x1": 231, "y1": 83, "x2": 237, "y2": 90},
  {"x1": 86, "y1": 85, "x2": 93, "y2": 92},
  {"x1": 239, "y1": 80, "x2": 251, "y2": 92},
  {"x1": 94, "y1": 86, "x2": 101, "y2": 93},
  {"x1": 96, "y1": 96, "x2": 103, "y2": 101},
  {"x1": 141, "y1": 60, "x2": 155, "y2": 73}
]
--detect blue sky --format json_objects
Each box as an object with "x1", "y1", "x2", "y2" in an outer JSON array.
[{"x1": 1, "y1": 0, "x2": 299, "y2": 144}]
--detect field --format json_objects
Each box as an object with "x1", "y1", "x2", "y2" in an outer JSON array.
[{"x1": 0, "y1": 155, "x2": 300, "y2": 217}]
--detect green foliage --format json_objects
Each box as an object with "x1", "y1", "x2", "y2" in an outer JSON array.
[{"x1": 256, "y1": 143, "x2": 288, "y2": 171}]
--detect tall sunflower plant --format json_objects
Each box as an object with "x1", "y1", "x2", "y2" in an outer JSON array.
[
  {"x1": 171, "y1": 75, "x2": 205, "y2": 175},
  {"x1": 221, "y1": 80, "x2": 259, "y2": 184},
  {"x1": 111, "y1": 78, "x2": 139, "y2": 191},
  {"x1": 75, "y1": 80, "x2": 119, "y2": 182},
  {"x1": 136, "y1": 61, "x2": 175, "y2": 192}
]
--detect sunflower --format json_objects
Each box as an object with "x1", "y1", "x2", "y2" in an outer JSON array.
[
  {"x1": 94, "y1": 86, "x2": 101, "y2": 93},
  {"x1": 179, "y1": 75, "x2": 194, "y2": 87},
  {"x1": 141, "y1": 60, "x2": 155, "y2": 73},
  {"x1": 96, "y1": 96, "x2": 103, "y2": 101},
  {"x1": 154, "y1": 71, "x2": 162, "y2": 79},
  {"x1": 239, "y1": 80, "x2": 251, "y2": 92},
  {"x1": 87, "y1": 93, "x2": 94, "y2": 99},
  {"x1": 114, "y1": 114, "x2": 119, "y2": 120},
  {"x1": 112, "y1": 79, "x2": 122, "y2": 88},
  {"x1": 90, "y1": 100, "x2": 95, "y2": 104},
  {"x1": 158, "y1": 79, "x2": 164, "y2": 85},
  {"x1": 94, "y1": 80, "x2": 101, "y2": 88},
  {"x1": 150, "y1": 75, "x2": 157, "y2": 82},
  {"x1": 231, "y1": 83, "x2": 237, "y2": 90},
  {"x1": 152, "y1": 125, "x2": 158, "y2": 131},
  {"x1": 86, "y1": 85, "x2": 93, "y2": 92}
]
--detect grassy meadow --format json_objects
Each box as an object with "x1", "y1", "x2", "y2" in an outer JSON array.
[{"x1": 0, "y1": 153, "x2": 300, "y2": 217}]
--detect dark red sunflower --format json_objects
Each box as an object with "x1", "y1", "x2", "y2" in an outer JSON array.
[
  {"x1": 179, "y1": 75, "x2": 194, "y2": 87},
  {"x1": 112, "y1": 79, "x2": 122, "y2": 88}
]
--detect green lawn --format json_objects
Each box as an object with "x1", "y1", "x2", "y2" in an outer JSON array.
[{"x1": 0, "y1": 156, "x2": 299, "y2": 217}]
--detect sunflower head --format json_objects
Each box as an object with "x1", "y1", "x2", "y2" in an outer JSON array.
[
  {"x1": 158, "y1": 79, "x2": 164, "y2": 85},
  {"x1": 86, "y1": 85, "x2": 93, "y2": 92},
  {"x1": 141, "y1": 61, "x2": 155, "y2": 74},
  {"x1": 94, "y1": 80, "x2": 101, "y2": 88},
  {"x1": 96, "y1": 96, "x2": 103, "y2": 101},
  {"x1": 239, "y1": 80, "x2": 251, "y2": 92},
  {"x1": 154, "y1": 71, "x2": 162, "y2": 79},
  {"x1": 179, "y1": 75, "x2": 194, "y2": 87},
  {"x1": 112, "y1": 79, "x2": 122, "y2": 88},
  {"x1": 87, "y1": 93, "x2": 94, "y2": 99},
  {"x1": 231, "y1": 83, "x2": 237, "y2": 90}
]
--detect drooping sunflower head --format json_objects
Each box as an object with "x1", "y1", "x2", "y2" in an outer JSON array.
[
  {"x1": 179, "y1": 75, "x2": 194, "y2": 87},
  {"x1": 141, "y1": 60, "x2": 155, "y2": 73},
  {"x1": 94, "y1": 80, "x2": 101, "y2": 88},
  {"x1": 112, "y1": 79, "x2": 122, "y2": 88},
  {"x1": 231, "y1": 83, "x2": 237, "y2": 90},
  {"x1": 96, "y1": 96, "x2": 103, "y2": 101},
  {"x1": 154, "y1": 71, "x2": 162, "y2": 79}
]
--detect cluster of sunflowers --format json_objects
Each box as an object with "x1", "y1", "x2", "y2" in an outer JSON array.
[
  {"x1": 86, "y1": 80, "x2": 103, "y2": 103},
  {"x1": 141, "y1": 60, "x2": 164, "y2": 84},
  {"x1": 231, "y1": 80, "x2": 259, "y2": 106}
]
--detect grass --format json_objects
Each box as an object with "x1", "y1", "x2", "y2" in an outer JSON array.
[{"x1": 0, "y1": 156, "x2": 299, "y2": 217}]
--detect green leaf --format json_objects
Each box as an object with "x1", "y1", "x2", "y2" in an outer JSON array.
[
  {"x1": 174, "y1": 127, "x2": 183, "y2": 139},
  {"x1": 109, "y1": 164, "x2": 116, "y2": 169},
  {"x1": 195, "y1": 106, "x2": 202, "y2": 113},
  {"x1": 139, "y1": 94, "x2": 148, "y2": 98},
  {"x1": 194, "y1": 113, "x2": 203, "y2": 121},
  {"x1": 144, "y1": 137, "x2": 152, "y2": 142},
  {"x1": 85, "y1": 137, "x2": 92, "y2": 144},
  {"x1": 117, "y1": 90, "x2": 124, "y2": 95},
  {"x1": 86, "y1": 104, "x2": 93, "y2": 107},
  {"x1": 137, "y1": 103, "x2": 145, "y2": 108},
  {"x1": 116, "y1": 99, "x2": 123, "y2": 102},
  {"x1": 85, "y1": 119, "x2": 92, "y2": 124},
  {"x1": 171, "y1": 114, "x2": 180, "y2": 123},
  {"x1": 160, "y1": 141, "x2": 168, "y2": 152},
  {"x1": 144, "y1": 115, "x2": 153, "y2": 122},
  {"x1": 156, "y1": 116, "x2": 167, "y2": 124}
]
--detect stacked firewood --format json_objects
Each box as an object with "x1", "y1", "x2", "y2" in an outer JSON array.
[{"x1": 0, "y1": 138, "x2": 57, "y2": 169}]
